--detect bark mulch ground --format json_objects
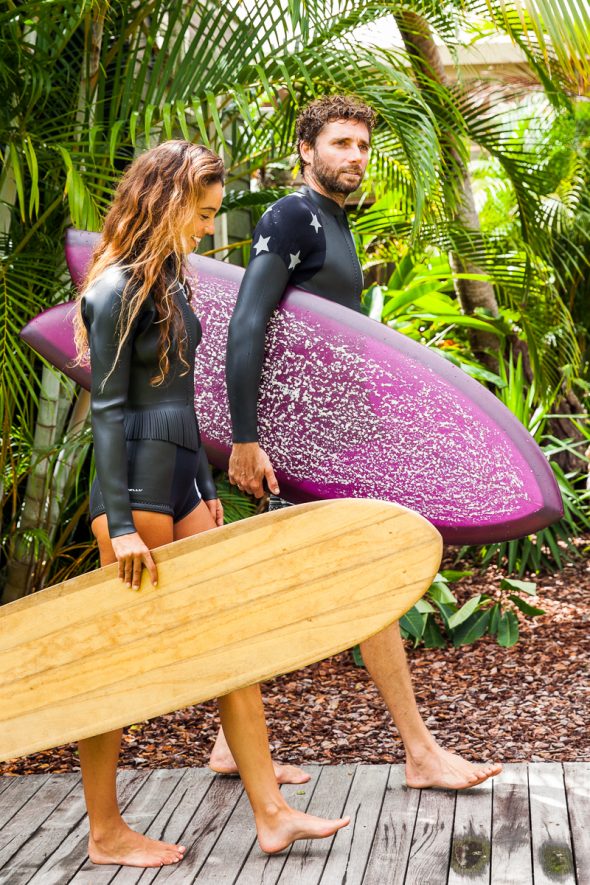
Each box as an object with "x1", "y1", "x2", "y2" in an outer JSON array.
[{"x1": 2, "y1": 543, "x2": 588, "y2": 775}]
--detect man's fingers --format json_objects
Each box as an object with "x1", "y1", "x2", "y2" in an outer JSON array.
[
  {"x1": 118, "y1": 559, "x2": 125, "y2": 582},
  {"x1": 124, "y1": 558, "x2": 133, "y2": 587},
  {"x1": 265, "y1": 464, "x2": 280, "y2": 495},
  {"x1": 143, "y1": 551, "x2": 158, "y2": 586}
]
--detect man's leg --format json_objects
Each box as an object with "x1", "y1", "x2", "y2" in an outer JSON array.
[{"x1": 360, "y1": 622, "x2": 501, "y2": 789}]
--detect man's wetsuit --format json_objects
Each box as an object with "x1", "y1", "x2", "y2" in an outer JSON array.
[
  {"x1": 226, "y1": 185, "x2": 363, "y2": 443},
  {"x1": 82, "y1": 266, "x2": 216, "y2": 538}
]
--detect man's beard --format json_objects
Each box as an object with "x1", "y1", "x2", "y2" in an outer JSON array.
[{"x1": 311, "y1": 151, "x2": 364, "y2": 196}]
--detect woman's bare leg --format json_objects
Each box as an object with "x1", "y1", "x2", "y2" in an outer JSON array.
[
  {"x1": 80, "y1": 510, "x2": 186, "y2": 868},
  {"x1": 174, "y1": 502, "x2": 349, "y2": 852}
]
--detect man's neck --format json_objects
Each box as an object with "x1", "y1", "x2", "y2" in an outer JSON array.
[{"x1": 303, "y1": 173, "x2": 347, "y2": 208}]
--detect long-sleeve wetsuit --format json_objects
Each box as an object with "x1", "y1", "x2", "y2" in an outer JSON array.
[
  {"x1": 226, "y1": 185, "x2": 364, "y2": 442},
  {"x1": 81, "y1": 266, "x2": 216, "y2": 537}
]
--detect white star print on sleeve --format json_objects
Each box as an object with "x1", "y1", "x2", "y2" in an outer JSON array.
[
  {"x1": 253, "y1": 235, "x2": 271, "y2": 255},
  {"x1": 310, "y1": 213, "x2": 322, "y2": 233},
  {"x1": 288, "y1": 251, "x2": 301, "y2": 270}
]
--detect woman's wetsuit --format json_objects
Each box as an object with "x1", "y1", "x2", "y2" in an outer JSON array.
[
  {"x1": 82, "y1": 265, "x2": 216, "y2": 538},
  {"x1": 225, "y1": 186, "x2": 363, "y2": 443}
]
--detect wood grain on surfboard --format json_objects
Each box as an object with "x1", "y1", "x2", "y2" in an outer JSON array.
[{"x1": 0, "y1": 500, "x2": 441, "y2": 762}]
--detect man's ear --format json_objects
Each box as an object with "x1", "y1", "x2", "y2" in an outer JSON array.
[{"x1": 299, "y1": 140, "x2": 313, "y2": 167}]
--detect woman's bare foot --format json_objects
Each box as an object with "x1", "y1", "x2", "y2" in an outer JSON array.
[
  {"x1": 256, "y1": 804, "x2": 349, "y2": 854},
  {"x1": 209, "y1": 728, "x2": 310, "y2": 784},
  {"x1": 89, "y1": 823, "x2": 186, "y2": 868},
  {"x1": 405, "y1": 745, "x2": 502, "y2": 790}
]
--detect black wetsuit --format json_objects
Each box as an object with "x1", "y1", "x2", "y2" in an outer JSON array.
[
  {"x1": 82, "y1": 266, "x2": 216, "y2": 538},
  {"x1": 226, "y1": 184, "x2": 363, "y2": 445}
]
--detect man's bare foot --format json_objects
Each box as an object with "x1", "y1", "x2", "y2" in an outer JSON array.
[
  {"x1": 89, "y1": 823, "x2": 186, "y2": 868},
  {"x1": 210, "y1": 756, "x2": 311, "y2": 785},
  {"x1": 209, "y1": 729, "x2": 310, "y2": 784},
  {"x1": 256, "y1": 805, "x2": 349, "y2": 854},
  {"x1": 406, "y1": 745, "x2": 502, "y2": 790}
]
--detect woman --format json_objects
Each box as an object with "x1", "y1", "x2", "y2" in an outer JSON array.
[{"x1": 74, "y1": 140, "x2": 348, "y2": 868}]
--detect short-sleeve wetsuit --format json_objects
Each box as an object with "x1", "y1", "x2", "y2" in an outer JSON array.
[
  {"x1": 82, "y1": 266, "x2": 216, "y2": 538},
  {"x1": 226, "y1": 184, "x2": 364, "y2": 445}
]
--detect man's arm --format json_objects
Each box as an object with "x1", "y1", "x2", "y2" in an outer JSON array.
[
  {"x1": 226, "y1": 252, "x2": 289, "y2": 443},
  {"x1": 225, "y1": 253, "x2": 288, "y2": 497}
]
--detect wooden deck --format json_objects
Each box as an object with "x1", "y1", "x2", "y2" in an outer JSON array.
[{"x1": 0, "y1": 763, "x2": 587, "y2": 884}]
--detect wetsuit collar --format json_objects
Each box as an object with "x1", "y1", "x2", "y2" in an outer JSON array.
[{"x1": 299, "y1": 185, "x2": 344, "y2": 216}]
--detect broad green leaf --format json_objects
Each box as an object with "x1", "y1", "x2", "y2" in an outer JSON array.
[
  {"x1": 500, "y1": 578, "x2": 537, "y2": 596},
  {"x1": 497, "y1": 611, "x2": 520, "y2": 647},
  {"x1": 509, "y1": 595, "x2": 545, "y2": 617},
  {"x1": 440, "y1": 569, "x2": 473, "y2": 582},
  {"x1": 428, "y1": 583, "x2": 457, "y2": 605},
  {"x1": 452, "y1": 610, "x2": 491, "y2": 647},
  {"x1": 488, "y1": 603, "x2": 501, "y2": 636},
  {"x1": 415, "y1": 597, "x2": 436, "y2": 614},
  {"x1": 448, "y1": 595, "x2": 483, "y2": 629},
  {"x1": 400, "y1": 607, "x2": 426, "y2": 639},
  {"x1": 423, "y1": 617, "x2": 447, "y2": 649}
]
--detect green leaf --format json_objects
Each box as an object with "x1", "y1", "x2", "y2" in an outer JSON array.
[
  {"x1": 500, "y1": 578, "x2": 538, "y2": 596},
  {"x1": 509, "y1": 595, "x2": 545, "y2": 617},
  {"x1": 9, "y1": 142, "x2": 26, "y2": 221},
  {"x1": 489, "y1": 603, "x2": 501, "y2": 636},
  {"x1": 428, "y1": 583, "x2": 458, "y2": 605},
  {"x1": 440, "y1": 569, "x2": 473, "y2": 582},
  {"x1": 423, "y1": 617, "x2": 447, "y2": 649},
  {"x1": 400, "y1": 606, "x2": 426, "y2": 639},
  {"x1": 351, "y1": 645, "x2": 364, "y2": 668},
  {"x1": 415, "y1": 597, "x2": 436, "y2": 614},
  {"x1": 448, "y1": 595, "x2": 483, "y2": 629},
  {"x1": 452, "y1": 610, "x2": 491, "y2": 647},
  {"x1": 497, "y1": 611, "x2": 520, "y2": 647}
]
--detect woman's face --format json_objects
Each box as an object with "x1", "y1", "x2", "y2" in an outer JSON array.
[{"x1": 179, "y1": 180, "x2": 224, "y2": 254}]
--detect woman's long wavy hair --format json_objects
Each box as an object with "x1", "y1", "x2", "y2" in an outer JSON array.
[{"x1": 74, "y1": 140, "x2": 225, "y2": 386}]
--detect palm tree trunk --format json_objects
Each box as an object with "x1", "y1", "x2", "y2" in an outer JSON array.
[{"x1": 395, "y1": 11, "x2": 500, "y2": 364}]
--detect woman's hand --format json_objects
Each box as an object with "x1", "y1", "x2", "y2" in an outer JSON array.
[
  {"x1": 111, "y1": 531, "x2": 158, "y2": 589},
  {"x1": 205, "y1": 497, "x2": 224, "y2": 527}
]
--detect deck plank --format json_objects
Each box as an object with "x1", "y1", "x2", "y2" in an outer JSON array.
[
  {"x1": 0, "y1": 774, "x2": 50, "y2": 831},
  {"x1": 490, "y1": 763, "x2": 532, "y2": 885},
  {"x1": 68, "y1": 769, "x2": 187, "y2": 884},
  {"x1": 232, "y1": 769, "x2": 321, "y2": 885},
  {"x1": 404, "y1": 787, "x2": 456, "y2": 885},
  {"x1": 362, "y1": 765, "x2": 420, "y2": 884},
  {"x1": 564, "y1": 762, "x2": 590, "y2": 885},
  {"x1": 0, "y1": 774, "x2": 82, "y2": 885},
  {"x1": 447, "y1": 778, "x2": 492, "y2": 884},
  {"x1": 26, "y1": 771, "x2": 150, "y2": 885},
  {"x1": 0, "y1": 774, "x2": 79, "y2": 880},
  {"x1": 275, "y1": 764, "x2": 357, "y2": 884},
  {"x1": 138, "y1": 774, "x2": 244, "y2": 882},
  {"x1": 319, "y1": 764, "x2": 389, "y2": 885},
  {"x1": 193, "y1": 786, "x2": 258, "y2": 882},
  {"x1": 529, "y1": 763, "x2": 576, "y2": 885},
  {"x1": 112, "y1": 768, "x2": 216, "y2": 885}
]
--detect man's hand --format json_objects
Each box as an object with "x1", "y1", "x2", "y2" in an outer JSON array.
[
  {"x1": 205, "y1": 497, "x2": 224, "y2": 527},
  {"x1": 228, "y1": 442, "x2": 280, "y2": 498},
  {"x1": 111, "y1": 531, "x2": 158, "y2": 589}
]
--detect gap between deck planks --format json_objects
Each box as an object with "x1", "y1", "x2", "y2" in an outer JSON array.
[{"x1": 0, "y1": 763, "x2": 587, "y2": 884}]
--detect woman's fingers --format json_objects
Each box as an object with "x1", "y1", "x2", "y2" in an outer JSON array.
[
  {"x1": 143, "y1": 550, "x2": 159, "y2": 586},
  {"x1": 132, "y1": 554, "x2": 143, "y2": 590}
]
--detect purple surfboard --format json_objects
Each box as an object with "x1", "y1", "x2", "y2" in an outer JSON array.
[{"x1": 20, "y1": 228, "x2": 562, "y2": 544}]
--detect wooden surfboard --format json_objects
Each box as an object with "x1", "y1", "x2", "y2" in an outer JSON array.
[
  {"x1": 20, "y1": 229, "x2": 563, "y2": 544},
  {"x1": 0, "y1": 499, "x2": 441, "y2": 763}
]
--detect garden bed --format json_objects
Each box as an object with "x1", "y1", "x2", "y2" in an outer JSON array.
[{"x1": 2, "y1": 543, "x2": 588, "y2": 775}]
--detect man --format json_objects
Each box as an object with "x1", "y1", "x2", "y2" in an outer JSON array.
[{"x1": 212, "y1": 95, "x2": 501, "y2": 790}]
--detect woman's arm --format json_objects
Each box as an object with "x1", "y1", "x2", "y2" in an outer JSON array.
[{"x1": 82, "y1": 268, "x2": 137, "y2": 539}]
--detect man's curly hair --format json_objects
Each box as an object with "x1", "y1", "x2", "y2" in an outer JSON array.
[{"x1": 295, "y1": 95, "x2": 376, "y2": 168}]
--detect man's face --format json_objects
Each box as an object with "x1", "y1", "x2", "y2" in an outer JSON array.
[{"x1": 301, "y1": 119, "x2": 370, "y2": 196}]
